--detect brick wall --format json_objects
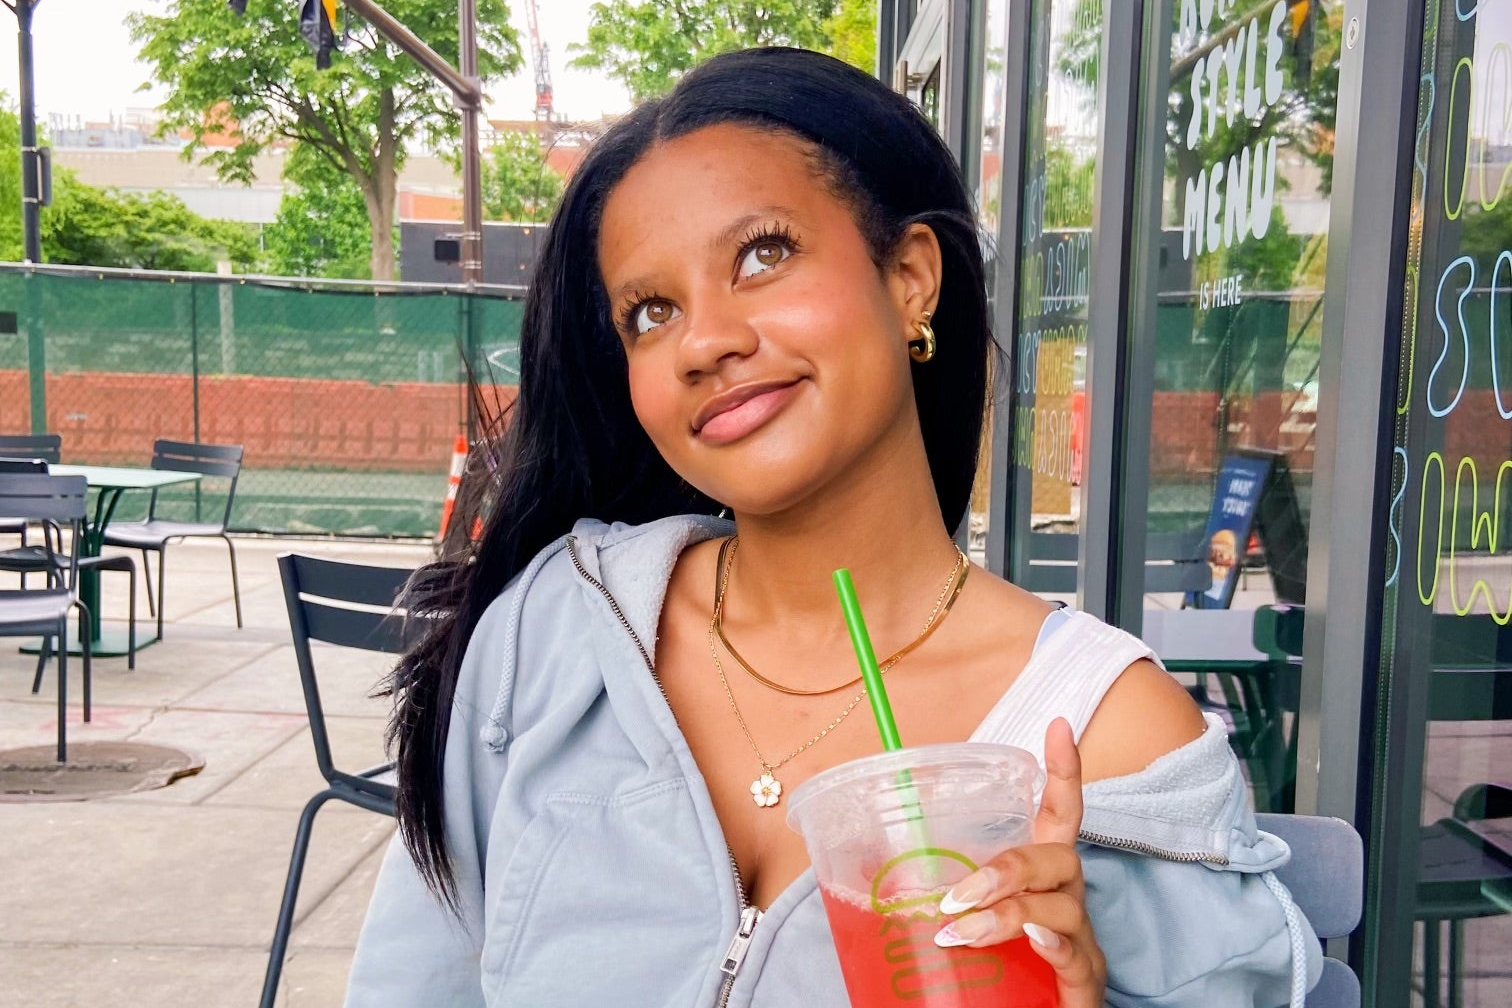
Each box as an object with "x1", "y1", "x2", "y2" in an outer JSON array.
[{"x1": 0, "y1": 370, "x2": 517, "y2": 473}]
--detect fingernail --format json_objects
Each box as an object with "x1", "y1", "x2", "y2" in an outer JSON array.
[
  {"x1": 939, "y1": 871, "x2": 991, "y2": 914},
  {"x1": 934, "y1": 913, "x2": 991, "y2": 948},
  {"x1": 1022, "y1": 922, "x2": 1061, "y2": 949}
]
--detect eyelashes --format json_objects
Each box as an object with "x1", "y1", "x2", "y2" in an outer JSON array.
[
  {"x1": 738, "y1": 220, "x2": 799, "y2": 256},
  {"x1": 614, "y1": 287, "x2": 656, "y2": 335}
]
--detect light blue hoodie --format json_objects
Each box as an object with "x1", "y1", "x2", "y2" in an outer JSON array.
[{"x1": 345, "y1": 515, "x2": 1321, "y2": 1007}]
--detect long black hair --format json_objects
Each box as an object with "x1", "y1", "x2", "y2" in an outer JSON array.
[{"x1": 391, "y1": 46, "x2": 993, "y2": 904}]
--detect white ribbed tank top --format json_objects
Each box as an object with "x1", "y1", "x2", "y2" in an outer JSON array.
[{"x1": 968, "y1": 608, "x2": 1160, "y2": 767}]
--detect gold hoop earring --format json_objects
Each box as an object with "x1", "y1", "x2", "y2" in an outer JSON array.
[{"x1": 908, "y1": 312, "x2": 936, "y2": 364}]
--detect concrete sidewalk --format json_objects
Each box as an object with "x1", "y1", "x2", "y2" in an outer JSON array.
[{"x1": 0, "y1": 535, "x2": 433, "y2": 1008}]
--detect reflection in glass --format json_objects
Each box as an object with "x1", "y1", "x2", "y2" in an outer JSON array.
[
  {"x1": 921, "y1": 64, "x2": 942, "y2": 128},
  {"x1": 971, "y1": 0, "x2": 1010, "y2": 552},
  {"x1": 1375, "y1": 3, "x2": 1512, "y2": 1005},
  {"x1": 1008, "y1": 0, "x2": 1101, "y2": 600},
  {"x1": 1133, "y1": 0, "x2": 1340, "y2": 814}
]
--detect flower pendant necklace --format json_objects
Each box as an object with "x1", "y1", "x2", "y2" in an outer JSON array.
[{"x1": 709, "y1": 536, "x2": 968, "y2": 807}]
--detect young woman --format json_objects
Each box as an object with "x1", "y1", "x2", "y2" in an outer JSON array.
[{"x1": 346, "y1": 47, "x2": 1319, "y2": 1008}]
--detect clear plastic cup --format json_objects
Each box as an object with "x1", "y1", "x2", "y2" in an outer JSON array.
[{"x1": 787, "y1": 742, "x2": 1058, "y2": 1008}]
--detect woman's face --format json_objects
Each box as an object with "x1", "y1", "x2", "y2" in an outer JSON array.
[{"x1": 597, "y1": 123, "x2": 939, "y2": 517}]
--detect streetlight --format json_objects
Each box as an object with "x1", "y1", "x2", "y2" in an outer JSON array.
[{"x1": 5, "y1": 0, "x2": 45, "y2": 263}]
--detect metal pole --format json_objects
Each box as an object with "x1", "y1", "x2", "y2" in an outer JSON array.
[
  {"x1": 341, "y1": 0, "x2": 479, "y2": 102},
  {"x1": 458, "y1": 0, "x2": 483, "y2": 286},
  {"x1": 12, "y1": 0, "x2": 47, "y2": 432},
  {"x1": 17, "y1": 0, "x2": 41, "y2": 264},
  {"x1": 341, "y1": 0, "x2": 484, "y2": 285}
]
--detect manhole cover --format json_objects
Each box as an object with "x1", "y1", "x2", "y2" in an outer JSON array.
[{"x1": 0, "y1": 742, "x2": 205, "y2": 802}]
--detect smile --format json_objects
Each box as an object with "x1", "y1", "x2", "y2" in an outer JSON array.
[{"x1": 693, "y1": 380, "x2": 803, "y2": 445}]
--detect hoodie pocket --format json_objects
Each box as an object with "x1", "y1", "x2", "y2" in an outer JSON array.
[{"x1": 480, "y1": 779, "x2": 731, "y2": 1007}]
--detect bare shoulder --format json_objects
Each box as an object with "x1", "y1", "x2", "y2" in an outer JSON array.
[{"x1": 1077, "y1": 658, "x2": 1207, "y2": 783}]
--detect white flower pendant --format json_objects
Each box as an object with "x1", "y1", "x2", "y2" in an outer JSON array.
[{"x1": 750, "y1": 772, "x2": 783, "y2": 807}]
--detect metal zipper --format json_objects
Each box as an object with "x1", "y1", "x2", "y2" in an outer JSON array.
[
  {"x1": 565, "y1": 535, "x2": 760, "y2": 1006},
  {"x1": 1078, "y1": 828, "x2": 1229, "y2": 866},
  {"x1": 715, "y1": 905, "x2": 763, "y2": 1008}
]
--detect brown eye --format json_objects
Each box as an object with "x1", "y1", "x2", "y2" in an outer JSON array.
[
  {"x1": 738, "y1": 238, "x2": 793, "y2": 278},
  {"x1": 632, "y1": 298, "x2": 681, "y2": 335}
]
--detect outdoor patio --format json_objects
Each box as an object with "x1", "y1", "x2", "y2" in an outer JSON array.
[{"x1": 0, "y1": 534, "x2": 432, "y2": 1008}]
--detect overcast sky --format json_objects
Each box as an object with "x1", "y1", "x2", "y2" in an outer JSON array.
[{"x1": 0, "y1": 0, "x2": 631, "y2": 127}]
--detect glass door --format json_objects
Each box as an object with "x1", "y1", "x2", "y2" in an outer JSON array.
[
  {"x1": 1124, "y1": 0, "x2": 1343, "y2": 812},
  {"x1": 1369, "y1": 2, "x2": 1512, "y2": 1004}
]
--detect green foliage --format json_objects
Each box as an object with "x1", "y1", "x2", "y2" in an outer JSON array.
[
  {"x1": 821, "y1": 0, "x2": 877, "y2": 75},
  {"x1": 1225, "y1": 205, "x2": 1304, "y2": 290},
  {"x1": 569, "y1": 0, "x2": 839, "y2": 101},
  {"x1": 264, "y1": 152, "x2": 374, "y2": 278},
  {"x1": 1041, "y1": 141, "x2": 1096, "y2": 231},
  {"x1": 482, "y1": 132, "x2": 564, "y2": 223},
  {"x1": 44, "y1": 185, "x2": 263, "y2": 272},
  {"x1": 0, "y1": 98, "x2": 22, "y2": 258},
  {"x1": 128, "y1": 0, "x2": 522, "y2": 278},
  {"x1": 1460, "y1": 198, "x2": 1512, "y2": 265},
  {"x1": 0, "y1": 98, "x2": 258, "y2": 270}
]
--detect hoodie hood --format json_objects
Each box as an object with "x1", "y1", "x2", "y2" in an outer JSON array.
[{"x1": 478, "y1": 515, "x2": 731, "y2": 751}]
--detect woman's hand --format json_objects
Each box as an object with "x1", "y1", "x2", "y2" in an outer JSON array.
[{"x1": 933, "y1": 717, "x2": 1107, "y2": 1007}]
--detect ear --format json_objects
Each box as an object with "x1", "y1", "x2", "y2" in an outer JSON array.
[{"x1": 886, "y1": 223, "x2": 943, "y2": 336}]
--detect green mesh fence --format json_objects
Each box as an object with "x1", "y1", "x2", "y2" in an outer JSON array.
[{"x1": 0, "y1": 264, "x2": 525, "y2": 538}]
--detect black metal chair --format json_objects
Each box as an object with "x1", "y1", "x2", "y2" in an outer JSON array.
[
  {"x1": 1415, "y1": 663, "x2": 1512, "y2": 1008},
  {"x1": 0, "y1": 473, "x2": 91, "y2": 762},
  {"x1": 0, "y1": 434, "x2": 61, "y2": 544},
  {"x1": 0, "y1": 458, "x2": 140, "y2": 668},
  {"x1": 100, "y1": 439, "x2": 244, "y2": 641},
  {"x1": 259, "y1": 553, "x2": 422, "y2": 1008}
]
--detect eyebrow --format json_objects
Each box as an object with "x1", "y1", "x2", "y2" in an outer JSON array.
[{"x1": 607, "y1": 205, "x2": 801, "y2": 305}]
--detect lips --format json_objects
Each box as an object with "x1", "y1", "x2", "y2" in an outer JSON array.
[{"x1": 692, "y1": 380, "x2": 803, "y2": 444}]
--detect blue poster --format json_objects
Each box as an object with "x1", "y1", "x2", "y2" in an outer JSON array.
[{"x1": 1189, "y1": 453, "x2": 1273, "y2": 609}]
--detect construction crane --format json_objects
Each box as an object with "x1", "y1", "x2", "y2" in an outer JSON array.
[{"x1": 525, "y1": 0, "x2": 554, "y2": 121}]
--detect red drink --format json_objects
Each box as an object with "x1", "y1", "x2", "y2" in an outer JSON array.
[{"x1": 821, "y1": 884, "x2": 1059, "y2": 1008}]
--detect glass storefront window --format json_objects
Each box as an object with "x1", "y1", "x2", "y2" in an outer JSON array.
[
  {"x1": 1131, "y1": 0, "x2": 1341, "y2": 812},
  {"x1": 970, "y1": 0, "x2": 1009, "y2": 555},
  {"x1": 1008, "y1": 0, "x2": 1102, "y2": 602},
  {"x1": 1371, "y1": 3, "x2": 1512, "y2": 1004}
]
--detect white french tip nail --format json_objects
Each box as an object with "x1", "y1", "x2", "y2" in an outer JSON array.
[
  {"x1": 1023, "y1": 922, "x2": 1062, "y2": 949},
  {"x1": 938, "y1": 891, "x2": 980, "y2": 915},
  {"x1": 933, "y1": 924, "x2": 974, "y2": 948}
]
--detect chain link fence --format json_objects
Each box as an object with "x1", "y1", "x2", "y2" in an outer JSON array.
[{"x1": 0, "y1": 263, "x2": 524, "y2": 538}]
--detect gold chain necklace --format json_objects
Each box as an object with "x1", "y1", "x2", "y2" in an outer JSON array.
[{"x1": 709, "y1": 536, "x2": 969, "y2": 807}]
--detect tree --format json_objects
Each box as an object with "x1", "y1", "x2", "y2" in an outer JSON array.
[
  {"x1": 481, "y1": 131, "x2": 564, "y2": 222},
  {"x1": 569, "y1": 0, "x2": 839, "y2": 101},
  {"x1": 263, "y1": 147, "x2": 375, "y2": 278},
  {"x1": 129, "y1": 0, "x2": 522, "y2": 280},
  {"x1": 0, "y1": 96, "x2": 22, "y2": 258},
  {"x1": 0, "y1": 98, "x2": 258, "y2": 270},
  {"x1": 44, "y1": 185, "x2": 263, "y2": 272},
  {"x1": 821, "y1": 0, "x2": 877, "y2": 75}
]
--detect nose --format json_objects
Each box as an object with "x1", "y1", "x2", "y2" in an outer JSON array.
[{"x1": 676, "y1": 295, "x2": 760, "y2": 380}]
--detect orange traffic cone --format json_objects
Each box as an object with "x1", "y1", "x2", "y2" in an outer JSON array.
[{"x1": 438, "y1": 432, "x2": 468, "y2": 540}]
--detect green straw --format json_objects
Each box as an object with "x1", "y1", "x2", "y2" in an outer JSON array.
[
  {"x1": 833, "y1": 568, "x2": 903, "y2": 751},
  {"x1": 834, "y1": 568, "x2": 940, "y2": 892}
]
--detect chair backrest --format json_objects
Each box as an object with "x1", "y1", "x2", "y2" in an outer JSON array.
[
  {"x1": 148, "y1": 439, "x2": 244, "y2": 526},
  {"x1": 0, "y1": 473, "x2": 87, "y2": 585},
  {"x1": 278, "y1": 553, "x2": 423, "y2": 785},
  {"x1": 0, "y1": 433, "x2": 62, "y2": 465},
  {"x1": 1255, "y1": 813, "x2": 1363, "y2": 1008},
  {"x1": 0, "y1": 456, "x2": 50, "y2": 474}
]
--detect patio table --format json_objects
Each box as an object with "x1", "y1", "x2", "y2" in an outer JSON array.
[{"x1": 39, "y1": 464, "x2": 202, "y2": 656}]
